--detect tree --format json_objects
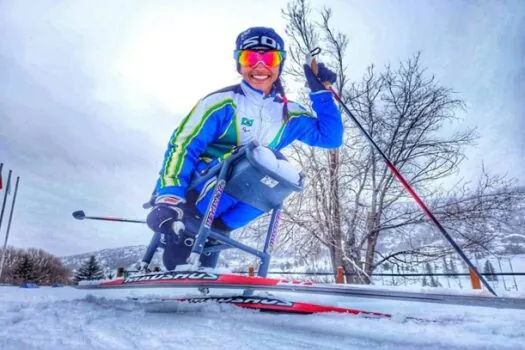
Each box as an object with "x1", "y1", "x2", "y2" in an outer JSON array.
[
  {"x1": 12, "y1": 254, "x2": 37, "y2": 283},
  {"x1": 448, "y1": 257, "x2": 459, "y2": 279},
  {"x1": 442, "y1": 257, "x2": 450, "y2": 275},
  {"x1": 0, "y1": 247, "x2": 70, "y2": 285},
  {"x1": 483, "y1": 260, "x2": 498, "y2": 282},
  {"x1": 279, "y1": 0, "x2": 525, "y2": 283},
  {"x1": 74, "y1": 256, "x2": 104, "y2": 282},
  {"x1": 0, "y1": 246, "x2": 18, "y2": 283},
  {"x1": 26, "y1": 248, "x2": 70, "y2": 285},
  {"x1": 424, "y1": 262, "x2": 441, "y2": 287},
  {"x1": 422, "y1": 275, "x2": 428, "y2": 287}
]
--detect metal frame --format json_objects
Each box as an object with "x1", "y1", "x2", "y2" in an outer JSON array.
[{"x1": 141, "y1": 143, "x2": 296, "y2": 277}]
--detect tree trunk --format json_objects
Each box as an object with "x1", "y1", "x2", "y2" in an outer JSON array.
[
  {"x1": 328, "y1": 150, "x2": 345, "y2": 279},
  {"x1": 364, "y1": 211, "x2": 380, "y2": 279}
]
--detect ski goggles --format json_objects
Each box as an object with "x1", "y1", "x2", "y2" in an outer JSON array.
[{"x1": 234, "y1": 50, "x2": 286, "y2": 68}]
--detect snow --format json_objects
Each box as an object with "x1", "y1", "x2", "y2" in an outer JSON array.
[{"x1": 1, "y1": 285, "x2": 525, "y2": 350}]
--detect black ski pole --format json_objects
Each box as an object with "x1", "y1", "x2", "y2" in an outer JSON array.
[
  {"x1": 72, "y1": 210, "x2": 146, "y2": 224},
  {"x1": 308, "y1": 49, "x2": 497, "y2": 296}
]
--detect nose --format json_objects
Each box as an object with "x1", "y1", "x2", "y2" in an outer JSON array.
[{"x1": 252, "y1": 61, "x2": 268, "y2": 69}]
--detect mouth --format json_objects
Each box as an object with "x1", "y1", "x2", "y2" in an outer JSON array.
[{"x1": 250, "y1": 74, "x2": 271, "y2": 82}]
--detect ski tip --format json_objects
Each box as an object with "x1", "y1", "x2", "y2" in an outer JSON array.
[{"x1": 72, "y1": 210, "x2": 86, "y2": 220}]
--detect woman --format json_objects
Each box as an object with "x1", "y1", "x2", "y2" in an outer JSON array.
[{"x1": 146, "y1": 26, "x2": 342, "y2": 267}]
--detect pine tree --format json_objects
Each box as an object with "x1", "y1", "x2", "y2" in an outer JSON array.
[
  {"x1": 424, "y1": 262, "x2": 442, "y2": 287},
  {"x1": 74, "y1": 256, "x2": 104, "y2": 282},
  {"x1": 422, "y1": 275, "x2": 428, "y2": 287},
  {"x1": 442, "y1": 257, "x2": 449, "y2": 275},
  {"x1": 449, "y1": 258, "x2": 458, "y2": 279},
  {"x1": 483, "y1": 260, "x2": 498, "y2": 282},
  {"x1": 13, "y1": 254, "x2": 37, "y2": 283}
]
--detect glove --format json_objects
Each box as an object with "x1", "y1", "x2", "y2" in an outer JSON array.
[
  {"x1": 303, "y1": 62, "x2": 337, "y2": 93},
  {"x1": 146, "y1": 195, "x2": 186, "y2": 236}
]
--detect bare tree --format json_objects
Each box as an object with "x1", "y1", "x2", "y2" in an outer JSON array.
[
  {"x1": 0, "y1": 246, "x2": 71, "y2": 285},
  {"x1": 26, "y1": 248, "x2": 71, "y2": 285},
  {"x1": 280, "y1": 0, "x2": 525, "y2": 283},
  {"x1": 374, "y1": 168, "x2": 525, "y2": 270}
]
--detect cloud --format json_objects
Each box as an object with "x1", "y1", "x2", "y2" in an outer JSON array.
[{"x1": 0, "y1": 1, "x2": 175, "y2": 255}]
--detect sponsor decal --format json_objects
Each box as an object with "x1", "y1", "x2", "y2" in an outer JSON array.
[
  {"x1": 156, "y1": 196, "x2": 183, "y2": 205},
  {"x1": 124, "y1": 271, "x2": 219, "y2": 284},
  {"x1": 184, "y1": 296, "x2": 293, "y2": 307},
  {"x1": 261, "y1": 175, "x2": 279, "y2": 188},
  {"x1": 240, "y1": 35, "x2": 282, "y2": 50},
  {"x1": 204, "y1": 179, "x2": 226, "y2": 228}
]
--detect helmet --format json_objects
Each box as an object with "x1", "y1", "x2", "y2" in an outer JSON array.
[
  {"x1": 235, "y1": 26, "x2": 285, "y2": 51},
  {"x1": 234, "y1": 26, "x2": 286, "y2": 74}
]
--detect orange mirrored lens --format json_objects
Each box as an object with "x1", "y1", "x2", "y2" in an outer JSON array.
[{"x1": 237, "y1": 50, "x2": 284, "y2": 67}]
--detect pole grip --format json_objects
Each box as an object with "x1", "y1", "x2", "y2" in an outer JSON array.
[{"x1": 307, "y1": 54, "x2": 331, "y2": 90}]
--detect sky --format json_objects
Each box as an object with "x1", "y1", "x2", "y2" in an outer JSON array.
[{"x1": 0, "y1": 0, "x2": 524, "y2": 256}]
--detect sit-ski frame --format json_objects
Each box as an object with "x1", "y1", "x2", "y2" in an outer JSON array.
[{"x1": 141, "y1": 142, "x2": 302, "y2": 277}]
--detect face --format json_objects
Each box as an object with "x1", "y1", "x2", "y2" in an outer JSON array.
[{"x1": 240, "y1": 63, "x2": 279, "y2": 95}]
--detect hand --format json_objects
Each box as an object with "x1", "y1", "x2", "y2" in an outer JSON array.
[
  {"x1": 303, "y1": 63, "x2": 337, "y2": 92},
  {"x1": 146, "y1": 195, "x2": 186, "y2": 236}
]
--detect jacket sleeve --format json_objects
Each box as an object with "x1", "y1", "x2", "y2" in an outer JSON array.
[
  {"x1": 286, "y1": 91, "x2": 343, "y2": 149},
  {"x1": 156, "y1": 98, "x2": 234, "y2": 199}
]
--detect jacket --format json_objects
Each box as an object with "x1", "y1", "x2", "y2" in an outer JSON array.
[{"x1": 155, "y1": 80, "x2": 343, "y2": 199}]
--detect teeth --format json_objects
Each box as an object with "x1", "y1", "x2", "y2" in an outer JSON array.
[{"x1": 252, "y1": 75, "x2": 269, "y2": 80}]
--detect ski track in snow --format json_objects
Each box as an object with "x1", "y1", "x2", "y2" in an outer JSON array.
[{"x1": 1, "y1": 286, "x2": 524, "y2": 350}]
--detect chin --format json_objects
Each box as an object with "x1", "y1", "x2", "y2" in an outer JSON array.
[{"x1": 249, "y1": 80, "x2": 272, "y2": 92}]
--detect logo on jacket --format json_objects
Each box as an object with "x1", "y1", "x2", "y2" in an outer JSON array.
[{"x1": 241, "y1": 117, "x2": 254, "y2": 127}]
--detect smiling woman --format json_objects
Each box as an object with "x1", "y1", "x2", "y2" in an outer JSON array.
[{"x1": 144, "y1": 25, "x2": 342, "y2": 271}]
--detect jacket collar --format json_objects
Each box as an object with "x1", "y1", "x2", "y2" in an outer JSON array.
[{"x1": 240, "y1": 80, "x2": 277, "y2": 103}]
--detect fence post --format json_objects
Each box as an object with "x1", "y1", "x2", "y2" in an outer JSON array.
[
  {"x1": 248, "y1": 265, "x2": 255, "y2": 277},
  {"x1": 336, "y1": 266, "x2": 345, "y2": 284},
  {"x1": 469, "y1": 268, "x2": 481, "y2": 290}
]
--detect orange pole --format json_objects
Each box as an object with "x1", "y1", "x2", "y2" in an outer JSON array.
[
  {"x1": 469, "y1": 268, "x2": 481, "y2": 289},
  {"x1": 248, "y1": 265, "x2": 255, "y2": 277},
  {"x1": 336, "y1": 266, "x2": 345, "y2": 284},
  {"x1": 116, "y1": 267, "x2": 125, "y2": 278}
]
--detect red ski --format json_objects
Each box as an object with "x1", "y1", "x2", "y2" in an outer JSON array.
[
  {"x1": 77, "y1": 270, "x2": 524, "y2": 311},
  {"x1": 95, "y1": 270, "x2": 306, "y2": 288},
  {"x1": 158, "y1": 294, "x2": 392, "y2": 317},
  {"x1": 80, "y1": 270, "x2": 395, "y2": 316}
]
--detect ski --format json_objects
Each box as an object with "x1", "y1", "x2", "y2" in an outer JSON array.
[
  {"x1": 132, "y1": 294, "x2": 393, "y2": 317},
  {"x1": 76, "y1": 270, "x2": 525, "y2": 310}
]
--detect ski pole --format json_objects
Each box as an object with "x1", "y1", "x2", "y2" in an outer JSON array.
[
  {"x1": 72, "y1": 210, "x2": 146, "y2": 224},
  {"x1": 307, "y1": 48, "x2": 497, "y2": 296}
]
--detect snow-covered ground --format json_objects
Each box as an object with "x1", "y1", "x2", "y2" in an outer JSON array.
[{"x1": 1, "y1": 285, "x2": 525, "y2": 350}]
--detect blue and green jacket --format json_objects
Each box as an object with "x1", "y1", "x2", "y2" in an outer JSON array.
[{"x1": 155, "y1": 80, "x2": 343, "y2": 199}]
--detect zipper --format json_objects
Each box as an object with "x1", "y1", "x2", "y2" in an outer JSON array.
[{"x1": 255, "y1": 101, "x2": 265, "y2": 143}]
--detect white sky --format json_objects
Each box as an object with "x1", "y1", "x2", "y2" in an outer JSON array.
[{"x1": 0, "y1": 0, "x2": 524, "y2": 256}]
